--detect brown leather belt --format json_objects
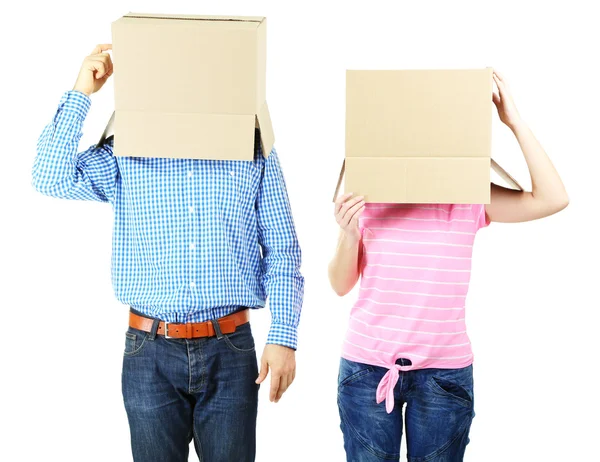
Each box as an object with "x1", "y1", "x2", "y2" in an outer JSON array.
[{"x1": 129, "y1": 309, "x2": 250, "y2": 339}]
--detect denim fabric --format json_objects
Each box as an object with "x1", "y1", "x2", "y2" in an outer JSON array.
[
  {"x1": 338, "y1": 358, "x2": 475, "y2": 462},
  {"x1": 121, "y1": 318, "x2": 259, "y2": 462}
]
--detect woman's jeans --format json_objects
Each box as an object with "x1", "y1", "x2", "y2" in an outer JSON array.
[
  {"x1": 338, "y1": 358, "x2": 475, "y2": 462},
  {"x1": 121, "y1": 319, "x2": 259, "y2": 462}
]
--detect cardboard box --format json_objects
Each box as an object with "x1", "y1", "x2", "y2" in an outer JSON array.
[
  {"x1": 333, "y1": 69, "x2": 522, "y2": 203},
  {"x1": 99, "y1": 13, "x2": 274, "y2": 160}
]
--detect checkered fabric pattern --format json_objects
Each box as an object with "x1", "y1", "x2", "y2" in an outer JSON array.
[{"x1": 33, "y1": 91, "x2": 304, "y2": 349}]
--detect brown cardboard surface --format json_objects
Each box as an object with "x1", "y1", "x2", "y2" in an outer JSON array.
[
  {"x1": 345, "y1": 157, "x2": 491, "y2": 203},
  {"x1": 105, "y1": 13, "x2": 272, "y2": 159},
  {"x1": 339, "y1": 69, "x2": 521, "y2": 203}
]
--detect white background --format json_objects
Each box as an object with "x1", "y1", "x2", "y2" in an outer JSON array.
[{"x1": 2, "y1": 0, "x2": 599, "y2": 461}]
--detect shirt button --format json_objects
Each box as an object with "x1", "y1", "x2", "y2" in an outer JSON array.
[
  {"x1": 190, "y1": 243, "x2": 196, "y2": 250},
  {"x1": 188, "y1": 206, "x2": 194, "y2": 213},
  {"x1": 190, "y1": 281, "x2": 196, "y2": 288},
  {"x1": 188, "y1": 171, "x2": 193, "y2": 178}
]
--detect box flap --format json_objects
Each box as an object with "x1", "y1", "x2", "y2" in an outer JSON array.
[
  {"x1": 491, "y1": 158, "x2": 523, "y2": 191},
  {"x1": 344, "y1": 157, "x2": 491, "y2": 204},
  {"x1": 256, "y1": 101, "x2": 274, "y2": 157},
  {"x1": 332, "y1": 158, "x2": 523, "y2": 203},
  {"x1": 98, "y1": 111, "x2": 115, "y2": 146},
  {"x1": 113, "y1": 111, "x2": 256, "y2": 160},
  {"x1": 332, "y1": 160, "x2": 346, "y2": 202}
]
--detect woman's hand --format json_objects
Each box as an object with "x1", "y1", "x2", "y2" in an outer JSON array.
[
  {"x1": 329, "y1": 193, "x2": 365, "y2": 296},
  {"x1": 334, "y1": 193, "x2": 365, "y2": 244},
  {"x1": 492, "y1": 70, "x2": 522, "y2": 130}
]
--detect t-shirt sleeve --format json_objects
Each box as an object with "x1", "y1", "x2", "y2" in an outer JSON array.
[{"x1": 472, "y1": 204, "x2": 490, "y2": 231}]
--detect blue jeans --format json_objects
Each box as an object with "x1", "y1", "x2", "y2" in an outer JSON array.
[
  {"x1": 121, "y1": 315, "x2": 259, "y2": 462},
  {"x1": 338, "y1": 358, "x2": 475, "y2": 462}
]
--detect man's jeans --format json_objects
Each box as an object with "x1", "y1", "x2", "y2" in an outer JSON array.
[
  {"x1": 338, "y1": 358, "x2": 475, "y2": 462},
  {"x1": 121, "y1": 315, "x2": 259, "y2": 462}
]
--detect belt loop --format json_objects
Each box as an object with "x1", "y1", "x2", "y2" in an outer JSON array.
[
  {"x1": 148, "y1": 318, "x2": 160, "y2": 341},
  {"x1": 210, "y1": 319, "x2": 224, "y2": 340}
]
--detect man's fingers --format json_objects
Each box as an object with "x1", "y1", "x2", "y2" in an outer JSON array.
[
  {"x1": 90, "y1": 54, "x2": 113, "y2": 71},
  {"x1": 255, "y1": 359, "x2": 269, "y2": 384},
  {"x1": 269, "y1": 374, "x2": 281, "y2": 402},
  {"x1": 492, "y1": 91, "x2": 501, "y2": 105},
  {"x1": 91, "y1": 43, "x2": 112, "y2": 55},
  {"x1": 275, "y1": 375, "x2": 289, "y2": 402},
  {"x1": 87, "y1": 60, "x2": 107, "y2": 79}
]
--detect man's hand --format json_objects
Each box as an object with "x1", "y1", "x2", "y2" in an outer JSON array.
[
  {"x1": 73, "y1": 44, "x2": 113, "y2": 96},
  {"x1": 256, "y1": 344, "x2": 296, "y2": 403}
]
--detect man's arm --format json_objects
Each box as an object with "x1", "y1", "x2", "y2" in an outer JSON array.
[
  {"x1": 256, "y1": 148, "x2": 304, "y2": 349},
  {"x1": 32, "y1": 44, "x2": 118, "y2": 203},
  {"x1": 254, "y1": 147, "x2": 304, "y2": 402},
  {"x1": 32, "y1": 91, "x2": 118, "y2": 202}
]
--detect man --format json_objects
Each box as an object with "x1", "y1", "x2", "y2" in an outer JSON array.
[{"x1": 32, "y1": 44, "x2": 304, "y2": 462}]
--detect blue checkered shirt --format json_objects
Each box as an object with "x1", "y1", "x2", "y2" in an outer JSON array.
[{"x1": 32, "y1": 91, "x2": 304, "y2": 349}]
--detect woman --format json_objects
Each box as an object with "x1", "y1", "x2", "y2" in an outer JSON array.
[{"x1": 329, "y1": 71, "x2": 568, "y2": 461}]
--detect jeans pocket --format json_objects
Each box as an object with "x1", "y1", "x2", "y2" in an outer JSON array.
[
  {"x1": 123, "y1": 329, "x2": 149, "y2": 357},
  {"x1": 428, "y1": 374, "x2": 473, "y2": 408},
  {"x1": 338, "y1": 358, "x2": 375, "y2": 388},
  {"x1": 222, "y1": 324, "x2": 256, "y2": 354}
]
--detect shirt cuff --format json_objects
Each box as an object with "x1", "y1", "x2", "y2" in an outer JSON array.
[
  {"x1": 266, "y1": 322, "x2": 298, "y2": 350},
  {"x1": 58, "y1": 90, "x2": 92, "y2": 120}
]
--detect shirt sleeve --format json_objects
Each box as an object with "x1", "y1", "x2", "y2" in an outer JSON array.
[
  {"x1": 472, "y1": 204, "x2": 491, "y2": 231},
  {"x1": 32, "y1": 90, "x2": 118, "y2": 203},
  {"x1": 255, "y1": 147, "x2": 304, "y2": 350}
]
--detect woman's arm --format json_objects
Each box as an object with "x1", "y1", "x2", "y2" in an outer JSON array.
[
  {"x1": 486, "y1": 70, "x2": 569, "y2": 223},
  {"x1": 328, "y1": 193, "x2": 365, "y2": 296}
]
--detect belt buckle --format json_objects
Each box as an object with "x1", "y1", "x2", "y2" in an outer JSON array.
[{"x1": 163, "y1": 321, "x2": 171, "y2": 338}]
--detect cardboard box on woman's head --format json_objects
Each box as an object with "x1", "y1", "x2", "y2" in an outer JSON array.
[
  {"x1": 99, "y1": 13, "x2": 274, "y2": 160},
  {"x1": 333, "y1": 69, "x2": 522, "y2": 204}
]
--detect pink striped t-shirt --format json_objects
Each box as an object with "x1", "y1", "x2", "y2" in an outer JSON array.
[{"x1": 342, "y1": 203, "x2": 490, "y2": 413}]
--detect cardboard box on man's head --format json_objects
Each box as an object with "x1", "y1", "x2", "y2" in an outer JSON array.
[
  {"x1": 100, "y1": 13, "x2": 274, "y2": 160},
  {"x1": 333, "y1": 69, "x2": 522, "y2": 203}
]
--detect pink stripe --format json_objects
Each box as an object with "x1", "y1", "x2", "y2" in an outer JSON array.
[
  {"x1": 364, "y1": 240, "x2": 475, "y2": 259},
  {"x1": 363, "y1": 251, "x2": 474, "y2": 270},
  {"x1": 349, "y1": 317, "x2": 472, "y2": 345}
]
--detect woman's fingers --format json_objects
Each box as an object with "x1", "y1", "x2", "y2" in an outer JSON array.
[
  {"x1": 493, "y1": 69, "x2": 506, "y2": 82},
  {"x1": 337, "y1": 196, "x2": 364, "y2": 225},
  {"x1": 350, "y1": 205, "x2": 366, "y2": 225},
  {"x1": 336, "y1": 195, "x2": 360, "y2": 221},
  {"x1": 492, "y1": 91, "x2": 501, "y2": 106},
  {"x1": 334, "y1": 192, "x2": 354, "y2": 215},
  {"x1": 341, "y1": 199, "x2": 365, "y2": 228},
  {"x1": 493, "y1": 73, "x2": 502, "y2": 90}
]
